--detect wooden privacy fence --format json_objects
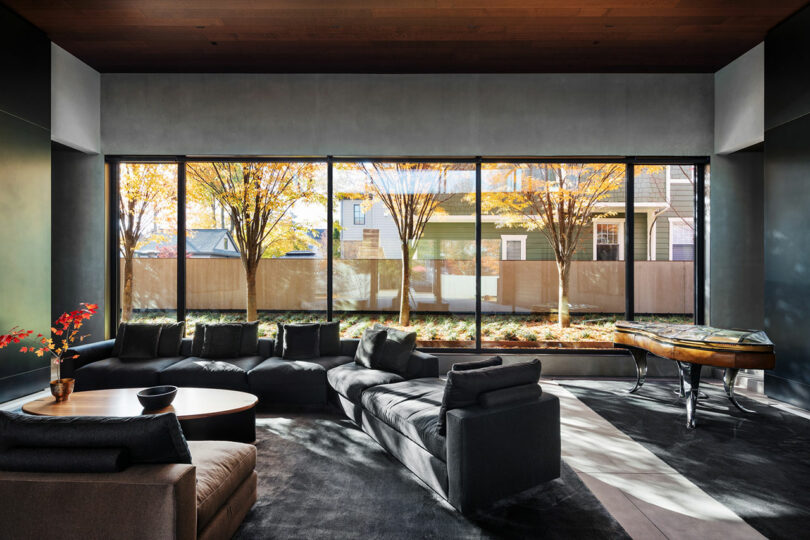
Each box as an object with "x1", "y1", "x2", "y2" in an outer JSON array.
[{"x1": 125, "y1": 258, "x2": 693, "y2": 314}]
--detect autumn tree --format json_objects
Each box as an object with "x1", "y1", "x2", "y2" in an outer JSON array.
[
  {"x1": 479, "y1": 163, "x2": 625, "y2": 328},
  {"x1": 119, "y1": 163, "x2": 177, "y2": 321},
  {"x1": 354, "y1": 163, "x2": 452, "y2": 326},
  {"x1": 186, "y1": 162, "x2": 324, "y2": 321}
]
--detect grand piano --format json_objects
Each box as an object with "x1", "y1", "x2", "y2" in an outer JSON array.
[{"x1": 614, "y1": 321, "x2": 775, "y2": 428}]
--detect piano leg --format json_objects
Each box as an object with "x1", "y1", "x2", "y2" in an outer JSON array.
[
  {"x1": 677, "y1": 362, "x2": 702, "y2": 429},
  {"x1": 627, "y1": 347, "x2": 647, "y2": 393},
  {"x1": 723, "y1": 368, "x2": 756, "y2": 414}
]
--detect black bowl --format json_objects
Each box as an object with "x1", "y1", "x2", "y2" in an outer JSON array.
[{"x1": 137, "y1": 385, "x2": 178, "y2": 410}]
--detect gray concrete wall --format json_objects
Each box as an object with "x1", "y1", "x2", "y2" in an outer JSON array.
[
  {"x1": 709, "y1": 151, "x2": 764, "y2": 329},
  {"x1": 714, "y1": 43, "x2": 764, "y2": 155},
  {"x1": 51, "y1": 44, "x2": 100, "y2": 154},
  {"x1": 101, "y1": 73, "x2": 713, "y2": 157}
]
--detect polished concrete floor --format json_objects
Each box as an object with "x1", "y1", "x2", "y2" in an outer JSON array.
[{"x1": 545, "y1": 379, "x2": 810, "y2": 539}]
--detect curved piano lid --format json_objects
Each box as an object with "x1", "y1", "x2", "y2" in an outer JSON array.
[{"x1": 615, "y1": 321, "x2": 774, "y2": 348}]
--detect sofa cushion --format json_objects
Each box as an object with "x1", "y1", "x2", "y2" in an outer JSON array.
[
  {"x1": 0, "y1": 447, "x2": 130, "y2": 473},
  {"x1": 319, "y1": 321, "x2": 341, "y2": 357},
  {"x1": 282, "y1": 323, "x2": 320, "y2": 360},
  {"x1": 159, "y1": 357, "x2": 264, "y2": 391},
  {"x1": 452, "y1": 356, "x2": 502, "y2": 371},
  {"x1": 157, "y1": 322, "x2": 185, "y2": 357},
  {"x1": 361, "y1": 378, "x2": 447, "y2": 460},
  {"x1": 192, "y1": 323, "x2": 206, "y2": 356},
  {"x1": 75, "y1": 356, "x2": 185, "y2": 391},
  {"x1": 326, "y1": 362, "x2": 404, "y2": 403},
  {"x1": 354, "y1": 327, "x2": 388, "y2": 369},
  {"x1": 248, "y1": 357, "x2": 327, "y2": 405},
  {"x1": 373, "y1": 323, "x2": 416, "y2": 376},
  {"x1": 0, "y1": 411, "x2": 191, "y2": 464},
  {"x1": 273, "y1": 322, "x2": 285, "y2": 357},
  {"x1": 239, "y1": 321, "x2": 259, "y2": 356},
  {"x1": 437, "y1": 358, "x2": 542, "y2": 434},
  {"x1": 188, "y1": 440, "x2": 256, "y2": 532},
  {"x1": 119, "y1": 324, "x2": 162, "y2": 360},
  {"x1": 249, "y1": 357, "x2": 324, "y2": 388},
  {"x1": 309, "y1": 355, "x2": 353, "y2": 371},
  {"x1": 201, "y1": 324, "x2": 244, "y2": 359}
]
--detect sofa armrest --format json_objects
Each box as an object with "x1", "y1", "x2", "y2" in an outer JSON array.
[
  {"x1": 406, "y1": 350, "x2": 439, "y2": 379},
  {"x1": 445, "y1": 393, "x2": 560, "y2": 513},
  {"x1": 0, "y1": 463, "x2": 197, "y2": 539},
  {"x1": 61, "y1": 339, "x2": 115, "y2": 378},
  {"x1": 340, "y1": 339, "x2": 359, "y2": 357}
]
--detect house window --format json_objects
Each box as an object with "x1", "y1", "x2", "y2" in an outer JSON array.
[
  {"x1": 353, "y1": 203, "x2": 365, "y2": 225},
  {"x1": 669, "y1": 218, "x2": 694, "y2": 261},
  {"x1": 593, "y1": 219, "x2": 624, "y2": 261},
  {"x1": 500, "y1": 235, "x2": 527, "y2": 261}
]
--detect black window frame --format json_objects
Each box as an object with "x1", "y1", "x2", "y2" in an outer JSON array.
[{"x1": 106, "y1": 155, "x2": 709, "y2": 353}]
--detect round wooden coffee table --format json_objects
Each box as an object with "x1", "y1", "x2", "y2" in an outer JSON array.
[{"x1": 23, "y1": 387, "x2": 259, "y2": 443}]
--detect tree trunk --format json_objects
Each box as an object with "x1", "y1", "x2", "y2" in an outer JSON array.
[
  {"x1": 122, "y1": 251, "x2": 134, "y2": 321},
  {"x1": 556, "y1": 259, "x2": 571, "y2": 328},
  {"x1": 399, "y1": 241, "x2": 411, "y2": 326},
  {"x1": 245, "y1": 263, "x2": 258, "y2": 322}
]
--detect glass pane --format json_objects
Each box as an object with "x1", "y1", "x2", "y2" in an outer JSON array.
[
  {"x1": 118, "y1": 162, "x2": 178, "y2": 323},
  {"x1": 481, "y1": 163, "x2": 626, "y2": 347},
  {"x1": 334, "y1": 162, "x2": 476, "y2": 347},
  {"x1": 185, "y1": 162, "x2": 327, "y2": 337},
  {"x1": 634, "y1": 164, "x2": 695, "y2": 324}
]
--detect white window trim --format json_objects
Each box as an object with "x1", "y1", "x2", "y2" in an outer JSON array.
[
  {"x1": 592, "y1": 218, "x2": 625, "y2": 261},
  {"x1": 668, "y1": 217, "x2": 694, "y2": 261},
  {"x1": 666, "y1": 165, "x2": 693, "y2": 202},
  {"x1": 500, "y1": 235, "x2": 527, "y2": 261},
  {"x1": 650, "y1": 221, "x2": 657, "y2": 261}
]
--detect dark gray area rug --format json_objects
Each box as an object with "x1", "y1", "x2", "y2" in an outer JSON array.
[
  {"x1": 562, "y1": 379, "x2": 810, "y2": 540},
  {"x1": 234, "y1": 411, "x2": 628, "y2": 539}
]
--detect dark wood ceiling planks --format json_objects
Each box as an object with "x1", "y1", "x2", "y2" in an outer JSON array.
[{"x1": 4, "y1": 0, "x2": 807, "y2": 72}]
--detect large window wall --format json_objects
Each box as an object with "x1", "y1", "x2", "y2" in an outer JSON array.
[{"x1": 113, "y1": 158, "x2": 706, "y2": 350}]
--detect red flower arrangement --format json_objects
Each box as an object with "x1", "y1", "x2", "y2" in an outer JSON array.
[{"x1": 0, "y1": 303, "x2": 98, "y2": 381}]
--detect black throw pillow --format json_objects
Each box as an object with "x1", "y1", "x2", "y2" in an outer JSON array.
[
  {"x1": 319, "y1": 321, "x2": 341, "y2": 357},
  {"x1": 239, "y1": 321, "x2": 260, "y2": 356},
  {"x1": 0, "y1": 411, "x2": 191, "y2": 464},
  {"x1": 354, "y1": 327, "x2": 388, "y2": 369},
  {"x1": 273, "y1": 322, "x2": 285, "y2": 357},
  {"x1": 283, "y1": 324, "x2": 321, "y2": 360},
  {"x1": 0, "y1": 447, "x2": 130, "y2": 473},
  {"x1": 157, "y1": 322, "x2": 185, "y2": 357},
  {"x1": 201, "y1": 324, "x2": 243, "y2": 359},
  {"x1": 112, "y1": 322, "x2": 127, "y2": 356},
  {"x1": 437, "y1": 358, "x2": 542, "y2": 434},
  {"x1": 191, "y1": 323, "x2": 206, "y2": 356},
  {"x1": 373, "y1": 323, "x2": 416, "y2": 376},
  {"x1": 119, "y1": 324, "x2": 162, "y2": 360},
  {"x1": 452, "y1": 356, "x2": 503, "y2": 371}
]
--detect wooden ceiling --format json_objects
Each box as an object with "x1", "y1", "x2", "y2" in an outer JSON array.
[{"x1": 6, "y1": 0, "x2": 808, "y2": 73}]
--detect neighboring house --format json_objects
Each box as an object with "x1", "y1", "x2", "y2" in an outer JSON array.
[
  {"x1": 135, "y1": 229, "x2": 240, "y2": 258},
  {"x1": 338, "y1": 166, "x2": 695, "y2": 263}
]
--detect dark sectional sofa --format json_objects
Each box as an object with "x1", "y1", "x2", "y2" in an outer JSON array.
[{"x1": 64, "y1": 335, "x2": 561, "y2": 513}]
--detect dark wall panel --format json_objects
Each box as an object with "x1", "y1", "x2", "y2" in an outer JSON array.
[
  {"x1": 0, "y1": 3, "x2": 52, "y2": 402},
  {"x1": 51, "y1": 145, "x2": 106, "y2": 341},
  {"x1": 765, "y1": 6, "x2": 810, "y2": 132},
  {"x1": 0, "y1": 5, "x2": 50, "y2": 129},
  {"x1": 709, "y1": 151, "x2": 764, "y2": 330},
  {"x1": 764, "y1": 4, "x2": 810, "y2": 408},
  {"x1": 0, "y1": 114, "x2": 51, "y2": 401}
]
